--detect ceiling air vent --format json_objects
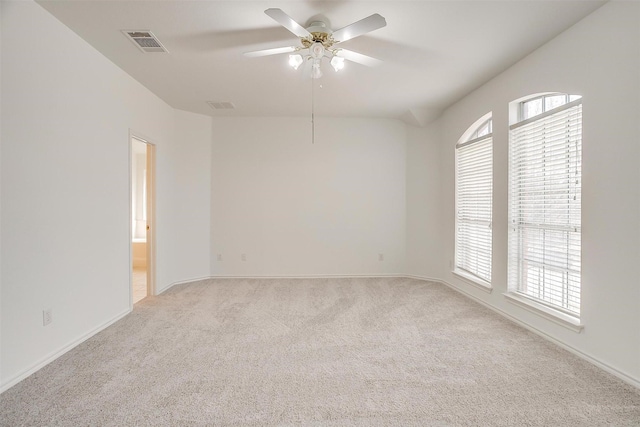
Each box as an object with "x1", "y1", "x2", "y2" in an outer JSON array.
[
  {"x1": 207, "y1": 101, "x2": 236, "y2": 110},
  {"x1": 122, "y1": 30, "x2": 168, "y2": 53}
]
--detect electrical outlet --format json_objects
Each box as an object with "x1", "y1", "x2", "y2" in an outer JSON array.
[
  {"x1": 43, "y1": 309, "x2": 52, "y2": 326},
  {"x1": 378, "y1": 253, "x2": 384, "y2": 261},
  {"x1": 217, "y1": 254, "x2": 222, "y2": 261},
  {"x1": 241, "y1": 253, "x2": 246, "y2": 261}
]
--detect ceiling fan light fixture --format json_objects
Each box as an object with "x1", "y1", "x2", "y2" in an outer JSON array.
[
  {"x1": 330, "y1": 56, "x2": 345, "y2": 72},
  {"x1": 310, "y1": 42, "x2": 325, "y2": 59},
  {"x1": 247, "y1": 8, "x2": 385, "y2": 80},
  {"x1": 288, "y1": 54, "x2": 303, "y2": 70}
]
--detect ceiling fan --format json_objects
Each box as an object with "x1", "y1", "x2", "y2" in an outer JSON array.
[{"x1": 245, "y1": 8, "x2": 386, "y2": 79}]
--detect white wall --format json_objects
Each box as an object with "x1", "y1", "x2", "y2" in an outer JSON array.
[
  {"x1": 433, "y1": 1, "x2": 640, "y2": 385},
  {"x1": 0, "y1": 1, "x2": 212, "y2": 389},
  {"x1": 0, "y1": 1, "x2": 3, "y2": 380},
  {"x1": 159, "y1": 109, "x2": 212, "y2": 290},
  {"x1": 405, "y1": 124, "x2": 442, "y2": 279},
  {"x1": 210, "y1": 117, "x2": 407, "y2": 277}
]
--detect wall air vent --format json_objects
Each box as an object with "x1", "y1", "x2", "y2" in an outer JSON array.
[
  {"x1": 207, "y1": 101, "x2": 236, "y2": 110},
  {"x1": 122, "y1": 30, "x2": 168, "y2": 53}
]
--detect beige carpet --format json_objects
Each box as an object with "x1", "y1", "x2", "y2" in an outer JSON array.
[{"x1": 1, "y1": 277, "x2": 639, "y2": 426}]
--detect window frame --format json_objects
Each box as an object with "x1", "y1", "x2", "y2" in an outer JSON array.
[
  {"x1": 519, "y1": 93, "x2": 581, "y2": 122},
  {"x1": 507, "y1": 94, "x2": 583, "y2": 329},
  {"x1": 454, "y1": 116, "x2": 493, "y2": 290}
]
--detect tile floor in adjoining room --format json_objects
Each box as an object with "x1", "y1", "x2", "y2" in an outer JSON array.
[{"x1": 132, "y1": 267, "x2": 147, "y2": 304}]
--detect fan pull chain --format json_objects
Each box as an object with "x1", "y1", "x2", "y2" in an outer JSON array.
[{"x1": 311, "y1": 77, "x2": 315, "y2": 144}]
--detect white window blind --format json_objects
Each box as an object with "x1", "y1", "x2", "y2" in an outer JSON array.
[
  {"x1": 456, "y1": 134, "x2": 493, "y2": 284},
  {"x1": 508, "y1": 99, "x2": 582, "y2": 316}
]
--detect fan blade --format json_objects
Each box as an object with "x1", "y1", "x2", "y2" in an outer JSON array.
[
  {"x1": 336, "y1": 49, "x2": 383, "y2": 67},
  {"x1": 331, "y1": 14, "x2": 386, "y2": 44},
  {"x1": 244, "y1": 46, "x2": 297, "y2": 58},
  {"x1": 265, "y1": 8, "x2": 311, "y2": 38}
]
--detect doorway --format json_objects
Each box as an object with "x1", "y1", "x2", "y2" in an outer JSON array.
[{"x1": 130, "y1": 135, "x2": 155, "y2": 305}]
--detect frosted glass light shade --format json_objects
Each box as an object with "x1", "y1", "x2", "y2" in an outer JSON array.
[
  {"x1": 330, "y1": 56, "x2": 345, "y2": 72},
  {"x1": 288, "y1": 54, "x2": 303, "y2": 70}
]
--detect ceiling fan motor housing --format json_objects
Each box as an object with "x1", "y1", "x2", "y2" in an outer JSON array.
[{"x1": 306, "y1": 21, "x2": 330, "y2": 35}]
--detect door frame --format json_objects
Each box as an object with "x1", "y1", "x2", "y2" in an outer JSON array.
[{"x1": 129, "y1": 131, "x2": 156, "y2": 307}]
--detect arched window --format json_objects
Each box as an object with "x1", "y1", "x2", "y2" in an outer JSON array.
[
  {"x1": 455, "y1": 114, "x2": 493, "y2": 287},
  {"x1": 508, "y1": 93, "x2": 582, "y2": 317}
]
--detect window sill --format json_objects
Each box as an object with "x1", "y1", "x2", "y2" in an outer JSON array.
[
  {"x1": 503, "y1": 292, "x2": 583, "y2": 333},
  {"x1": 452, "y1": 270, "x2": 492, "y2": 293}
]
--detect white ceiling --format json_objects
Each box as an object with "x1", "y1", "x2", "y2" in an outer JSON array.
[{"x1": 36, "y1": 0, "x2": 605, "y2": 126}]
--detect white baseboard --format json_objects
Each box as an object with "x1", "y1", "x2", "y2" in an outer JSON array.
[
  {"x1": 402, "y1": 274, "x2": 443, "y2": 283},
  {"x1": 156, "y1": 275, "x2": 214, "y2": 295},
  {"x1": 429, "y1": 276, "x2": 640, "y2": 390},
  {"x1": 0, "y1": 308, "x2": 131, "y2": 394}
]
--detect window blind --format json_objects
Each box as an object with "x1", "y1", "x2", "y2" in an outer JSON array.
[
  {"x1": 456, "y1": 135, "x2": 493, "y2": 284},
  {"x1": 508, "y1": 100, "x2": 582, "y2": 315}
]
